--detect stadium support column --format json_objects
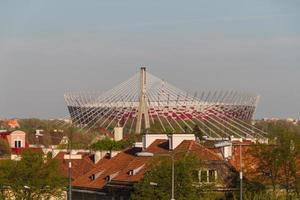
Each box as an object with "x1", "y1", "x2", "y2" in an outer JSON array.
[{"x1": 135, "y1": 67, "x2": 150, "y2": 134}]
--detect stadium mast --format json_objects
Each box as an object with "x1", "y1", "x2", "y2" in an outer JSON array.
[{"x1": 135, "y1": 67, "x2": 150, "y2": 134}]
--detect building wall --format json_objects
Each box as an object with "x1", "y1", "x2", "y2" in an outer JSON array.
[{"x1": 8, "y1": 130, "x2": 26, "y2": 148}]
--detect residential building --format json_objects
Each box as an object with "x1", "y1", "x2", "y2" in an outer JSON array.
[{"x1": 69, "y1": 134, "x2": 240, "y2": 200}]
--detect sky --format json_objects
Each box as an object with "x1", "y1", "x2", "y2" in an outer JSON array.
[{"x1": 0, "y1": 0, "x2": 300, "y2": 119}]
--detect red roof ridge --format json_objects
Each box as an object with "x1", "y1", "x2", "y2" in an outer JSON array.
[
  {"x1": 175, "y1": 140, "x2": 222, "y2": 161},
  {"x1": 194, "y1": 141, "x2": 222, "y2": 160}
]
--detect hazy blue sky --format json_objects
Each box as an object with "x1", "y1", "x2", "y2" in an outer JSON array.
[{"x1": 0, "y1": 0, "x2": 299, "y2": 119}]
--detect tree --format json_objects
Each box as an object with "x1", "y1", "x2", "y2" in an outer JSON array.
[
  {"x1": 249, "y1": 143, "x2": 282, "y2": 192},
  {"x1": 131, "y1": 154, "x2": 217, "y2": 200},
  {"x1": 0, "y1": 139, "x2": 10, "y2": 156},
  {"x1": 249, "y1": 125, "x2": 300, "y2": 199},
  {"x1": 192, "y1": 125, "x2": 203, "y2": 140},
  {"x1": 0, "y1": 149, "x2": 67, "y2": 200},
  {"x1": 276, "y1": 131, "x2": 300, "y2": 199},
  {"x1": 90, "y1": 137, "x2": 133, "y2": 151}
]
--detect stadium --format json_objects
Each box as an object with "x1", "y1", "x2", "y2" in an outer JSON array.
[{"x1": 64, "y1": 67, "x2": 266, "y2": 139}]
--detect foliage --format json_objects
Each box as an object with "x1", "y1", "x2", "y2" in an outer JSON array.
[
  {"x1": 0, "y1": 149, "x2": 67, "y2": 200},
  {"x1": 249, "y1": 120, "x2": 300, "y2": 199},
  {"x1": 193, "y1": 125, "x2": 203, "y2": 140},
  {"x1": 90, "y1": 137, "x2": 133, "y2": 151},
  {"x1": 255, "y1": 120, "x2": 300, "y2": 140},
  {"x1": 233, "y1": 190, "x2": 297, "y2": 200},
  {"x1": 0, "y1": 139, "x2": 10, "y2": 156},
  {"x1": 57, "y1": 126, "x2": 97, "y2": 149},
  {"x1": 0, "y1": 120, "x2": 11, "y2": 131},
  {"x1": 131, "y1": 154, "x2": 218, "y2": 200}
]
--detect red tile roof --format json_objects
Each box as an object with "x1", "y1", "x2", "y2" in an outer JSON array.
[
  {"x1": 146, "y1": 139, "x2": 169, "y2": 154},
  {"x1": 174, "y1": 140, "x2": 223, "y2": 161},
  {"x1": 6, "y1": 119, "x2": 20, "y2": 128},
  {"x1": 55, "y1": 152, "x2": 95, "y2": 179},
  {"x1": 72, "y1": 148, "x2": 144, "y2": 189},
  {"x1": 72, "y1": 139, "x2": 224, "y2": 190}
]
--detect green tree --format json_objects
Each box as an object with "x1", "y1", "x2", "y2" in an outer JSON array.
[
  {"x1": 131, "y1": 154, "x2": 217, "y2": 200},
  {"x1": 0, "y1": 139, "x2": 10, "y2": 156},
  {"x1": 0, "y1": 149, "x2": 67, "y2": 200},
  {"x1": 90, "y1": 137, "x2": 133, "y2": 151}
]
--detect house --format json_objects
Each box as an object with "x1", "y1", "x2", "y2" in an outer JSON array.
[
  {"x1": 6, "y1": 119, "x2": 20, "y2": 129},
  {"x1": 0, "y1": 130, "x2": 27, "y2": 151},
  {"x1": 70, "y1": 134, "x2": 240, "y2": 200},
  {"x1": 0, "y1": 130, "x2": 44, "y2": 160}
]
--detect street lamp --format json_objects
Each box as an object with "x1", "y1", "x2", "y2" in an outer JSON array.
[
  {"x1": 235, "y1": 142, "x2": 247, "y2": 200},
  {"x1": 67, "y1": 128, "x2": 73, "y2": 200}
]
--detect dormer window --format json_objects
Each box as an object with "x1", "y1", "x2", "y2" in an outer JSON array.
[
  {"x1": 89, "y1": 171, "x2": 103, "y2": 181},
  {"x1": 105, "y1": 175, "x2": 110, "y2": 181},
  {"x1": 90, "y1": 174, "x2": 96, "y2": 181},
  {"x1": 105, "y1": 171, "x2": 120, "y2": 182},
  {"x1": 128, "y1": 164, "x2": 145, "y2": 176},
  {"x1": 128, "y1": 170, "x2": 134, "y2": 176}
]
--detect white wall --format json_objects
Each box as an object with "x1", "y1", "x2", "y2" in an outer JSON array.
[
  {"x1": 143, "y1": 134, "x2": 168, "y2": 148},
  {"x1": 143, "y1": 134, "x2": 196, "y2": 150},
  {"x1": 168, "y1": 134, "x2": 196, "y2": 150}
]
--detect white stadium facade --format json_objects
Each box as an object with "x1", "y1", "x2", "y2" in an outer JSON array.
[{"x1": 64, "y1": 67, "x2": 266, "y2": 140}]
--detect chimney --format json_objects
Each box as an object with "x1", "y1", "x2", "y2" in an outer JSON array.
[
  {"x1": 93, "y1": 151, "x2": 107, "y2": 164},
  {"x1": 168, "y1": 134, "x2": 196, "y2": 150},
  {"x1": 114, "y1": 127, "x2": 123, "y2": 141},
  {"x1": 142, "y1": 134, "x2": 168, "y2": 149}
]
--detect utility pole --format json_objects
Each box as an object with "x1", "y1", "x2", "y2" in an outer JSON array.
[
  {"x1": 240, "y1": 144, "x2": 243, "y2": 200},
  {"x1": 171, "y1": 154, "x2": 175, "y2": 200},
  {"x1": 68, "y1": 128, "x2": 73, "y2": 200}
]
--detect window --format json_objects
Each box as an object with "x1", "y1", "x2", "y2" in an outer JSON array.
[
  {"x1": 14, "y1": 140, "x2": 21, "y2": 148},
  {"x1": 194, "y1": 169, "x2": 217, "y2": 183},
  {"x1": 200, "y1": 170, "x2": 208, "y2": 182},
  {"x1": 209, "y1": 170, "x2": 216, "y2": 182}
]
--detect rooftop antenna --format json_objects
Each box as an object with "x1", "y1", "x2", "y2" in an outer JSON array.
[{"x1": 135, "y1": 66, "x2": 150, "y2": 134}]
